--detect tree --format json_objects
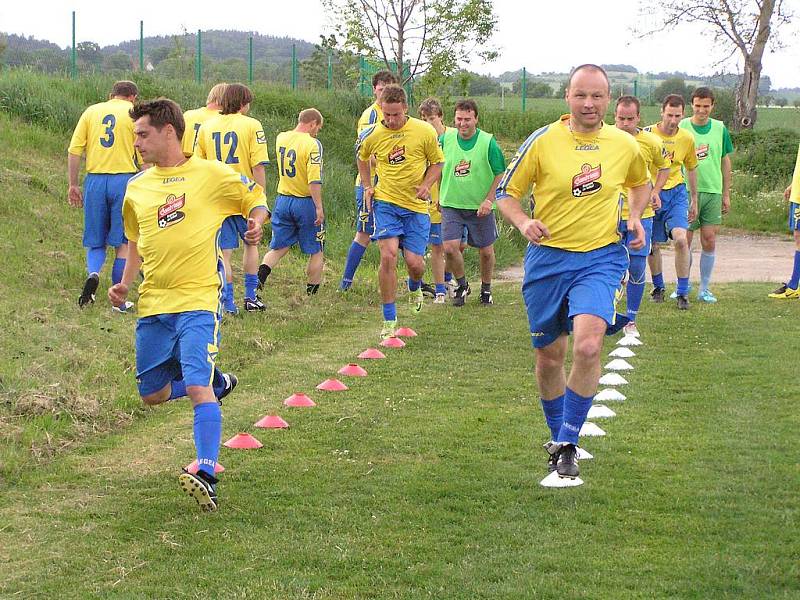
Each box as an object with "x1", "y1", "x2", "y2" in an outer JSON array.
[
  {"x1": 76, "y1": 41, "x2": 102, "y2": 71},
  {"x1": 636, "y1": 0, "x2": 792, "y2": 130},
  {"x1": 775, "y1": 97, "x2": 788, "y2": 107},
  {"x1": 103, "y1": 52, "x2": 133, "y2": 72},
  {"x1": 794, "y1": 99, "x2": 800, "y2": 109},
  {"x1": 301, "y1": 35, "x2": 359, "y2": 89},
  {"x1": 512, "y1": 80, "x2": 553, "y2": 98},
  {"x1": 653, "y1": 77, "x2": 691, "y2": 103},
  {"x1": 323, "y1": 0, "x2": 498, "y2": 83}
]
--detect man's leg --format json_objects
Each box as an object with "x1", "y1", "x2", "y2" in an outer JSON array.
[
  {"x1": 769, "y1": 229, "x2": 800, "y2": 298},
  {"x1": 431, "y1": 243, "x2": 446, "y2": 301},
  {"x1": 340, "y1": 186, "x2": 373, "y2": 291},
  {"x1": 378, "y1": 237, "x2": 401, "y2": 337},
  {"x1": 648, "y1": 245, "x2": 665, "y2": 301},
  {"x1": 306, "y1": 251, "x2": 324, "y2": 295},
  {"x1": 698, "y1": 224, "x2": 719, "y2": 301},
  {"x1": 242, "y1": 243, "x2": 263, "y2": 310},
  {"x1": 536, "y1": 335, "x2": 568, "y2": 442},
  {"x1": 258, "y1": 247, "x2": 290, "y2": 287},
  {"x1": 221, "y1": 249, "x2": 237, "y2": 313},
  {"x1": 479, "y1": 245, "x2": 496, "y2": 305},
  {"x1": 672, "y1": 227, "x2": 691, "y2": 309}
]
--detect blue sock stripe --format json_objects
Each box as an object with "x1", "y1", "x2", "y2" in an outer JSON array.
[{"x1": 382, "y1": 302, "x2": 396, "y2": 321}]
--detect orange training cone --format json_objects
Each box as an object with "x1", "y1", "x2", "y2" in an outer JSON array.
[
  {"x1": 358, "y1": 348, "x2": 386, "y2": 359},
  {"x1": 185, "y1": 459, "x2": 225, "y2": 474},
  {"x1": 317, "y1": 378, "x2": 349, "y2": 391},
  {"x1": 254, "y1": 414, "x2": 290, "y2": 429},
  {"x1": 284, "y1": 392, "x2": 316, "y2": 407},
  {"x1": 339, "y1": 363, "x2": 368, "y2": 377},
  {"x1": 223, "y1": 432, "x2": 263, "y2": 449},
  {"x1": 395, "y1": 327, "x2": 418, "y2": 337},
  {"x1": 380, "y1": 336, "x2": 406, "y2": 348}
]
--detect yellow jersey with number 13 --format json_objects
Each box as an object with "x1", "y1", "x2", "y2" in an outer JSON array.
[{"x1": 275, "y1": 130, "x2": 323, "y2": 197}]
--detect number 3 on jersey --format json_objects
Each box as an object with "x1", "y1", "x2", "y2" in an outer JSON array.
[
  {"x1": 278, "y1": 146, "x2": 296, "y2": 177},
  {"x1": 100, "y1": 114, "x2": 116, "y2": 148},
  {"x1": 212, "y1": 131, "x2": 240, "y2": 164}
]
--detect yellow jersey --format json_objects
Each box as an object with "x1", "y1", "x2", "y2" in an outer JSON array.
[
  {"x1": 195, "y1": 113, "x2": 270, "y2": 180},
  {"x1": 68, "y1": 98, "x2": 139, "y2": 174},
  {"x1": 182, "y1": 106, "x2": 220, "y2": 156},
  {"x1": 355, "y1": 101, "x2": 383, "y2": 187},
  {"x1": 123, "y1": 156, "x2": 267, "y2": 318},
  {"x1": 643, "y1": 123, "x2": 698, "y2": 189},
  {"x1": 429, "y1": 127, "x2": 454, "y2": 225},
  {"x1": 497, "y1": 114, "x2": 648, "y2": 252},
  {"x1": 275, "y1": 130, "x2": 323, "y2": 197},
  {"x1": 790, "y1": 144, "x2": 800, "y2": 204},
  {"x1": 356, "y1": 116, "x2": 444, "y2": 214},
  {"x1": 620, "y1": 128, "x2": 670, "y2": 220}
]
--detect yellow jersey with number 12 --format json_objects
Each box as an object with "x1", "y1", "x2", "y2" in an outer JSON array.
[
  {"x1": 183, "y1": 106, "x2": 220, "y2": 156},
  {"x1": 497, "y1": 114, "x2": 648, "y2": 252},
  {"x1": 620, "y1": 128, "x2": 670, "y2": 220},
  {"x1": 643, "y1": 123, "x2": 698, "y2": 190},
  {"x1": 195, "y1": 113, "x2": 270, "y2": 180},
  {"x1": 68, "y1": 98, "x2": 139, "y2": 174},
  {"x1": 275, "y1": 130, "x2": 323, "y2": 197}
]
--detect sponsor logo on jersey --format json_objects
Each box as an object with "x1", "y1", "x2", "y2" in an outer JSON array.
[
  {"x1": 310, "y1": 152, "x2": 322, "y2": 165},
  {"x1": 162, "y1": 176, "x2": 186, "y2": 184},
  {"x1": 157, "y1": 193, "x2": 186, "y2": 228},
  {"x1": 256, "y1": 130, "x2": 267, "y2": 144},
  {"x1": 388, "y1": 145, "x2": 406, "y2": 165},
  {"x1": 454, "y1": 159, "x2": 471, "y2": 177},
  {"x1": 696, "y1": 143, "x2": 709, "y2": 160},
  {"x1": 571, "y1": 163, "x2": 602, "y2": 197},
  {"x1": 575, "y1": 143, "x2": 599, "y2": 151}
]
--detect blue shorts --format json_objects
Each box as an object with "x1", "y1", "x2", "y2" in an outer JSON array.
[
  {"x1": 522, "y1": 243, "x2": 628, "y2": 349},
  {"x1": 618, "y1": 217, "x2": 653, "y2": 257},
  {"x1": 270, "y1": 194, "x2": 324, "y2": 254},
  {"x1": 652, "y1": 184, "x2": 689, "y2": 243},
  {"x1": 429, "y1": 223, "x2": 442, "y2": 245},
  {"x1": 219, "y1": 215, "x2": 248, "y2": 250},
  {"x1": 355, "y1": 185, "x2": 374, "y2": 235},
  {"x1": 83, "y1": 172, "x2": 134, "y2": 248},
  {"x1": 789, "y1": 202, "x2": 800, "y2": 231},
  {"x1": 371, "y1": 200, "x2": 431, "y2": 256},
  {"x1": 135, "y1": 310, "x2": 221, "y2": 396}
]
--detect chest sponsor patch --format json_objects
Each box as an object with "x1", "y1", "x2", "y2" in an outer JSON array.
[
  {"x1": 696, "y1": 143, "x2": 709, "y2": 160},
  {"x1": 454, "y1": 159, "x2": 471, "y2": 177},
  {"x1": 388, "y1": 145, "x2": 406, "y2": 165},
  {"x1": 256, "y1": 130, "x2": 267, "y2": 144},
  {"x1": 157, "y1": 193, "x2": 186, "y2": 228},
  {"x1": 310, "y1": 151, "x2": 322, "y2": 165},
  {"x1": 572, "y1": 163, "x2": 602, "y2": 197}
]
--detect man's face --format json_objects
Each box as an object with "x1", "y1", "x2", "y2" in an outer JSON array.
[
  {"x1": 310, "y1": 121, "x2": 323, "y2": 138},
  {"x1": 381, "y1": 101, "x2": 407, "y2": 130},
  {"x1": 421, "y1": 111, "x2": 443, "y2": 131},
  {"x1": 661, "y1": 104, "x2": 685, "y2": 133},
  {"x1": 133, "y1": 115, "x2": 171, "y2": 164},
  {"x1": 566, "y1": 69, "x2": 610, "y2": 131},
  {"x1": 614, "y1": 103, "x2": 640, "y2": 135},
  {"x1": 691, "y1": 97, "x2": 714, "y2": 124},
  {"x1": 373, "y1": 82, "x2": 388, "y2": 102},
  {"x1": 454, "y1": 109, "x2": 477, "y2": 138}
]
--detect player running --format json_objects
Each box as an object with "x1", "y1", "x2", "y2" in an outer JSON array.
[{"x1": 769, "y1": 143, "x2": 800, "y2": 299}]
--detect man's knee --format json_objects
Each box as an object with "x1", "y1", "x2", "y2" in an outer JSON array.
[
  {"x1": 572, "y1": 334, "x2": 603, "y2": 364},
  {"x1": 444, "y1": 241, "x2": 461, "y2": 257},
  {"x1": 141, "y1": 385, "x2": 170, "y2": 406}
]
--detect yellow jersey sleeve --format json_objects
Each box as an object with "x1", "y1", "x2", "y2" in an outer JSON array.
[
  {"x1": 497, "y1": 126, "x2": 544, "y2": 201},
  {"x1": 123, "y1": 195, "x2": 139, "y2": 243},
  {"x1": 790, "y1": 144, "x2": 800, "y2": 203},
  {"x1": 247, "y1": 118, "x2": 270, "y2": 170}
]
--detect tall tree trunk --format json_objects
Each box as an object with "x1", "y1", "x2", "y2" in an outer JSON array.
[{"x1": 733, "y1": 0, "x2": 775, "y2": 130}]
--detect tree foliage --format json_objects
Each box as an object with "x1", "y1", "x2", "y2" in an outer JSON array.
[{"x1": 653, "y1": 77, "x2": 692, "y2": 102}]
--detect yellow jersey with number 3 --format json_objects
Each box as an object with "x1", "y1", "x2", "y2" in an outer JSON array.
[
  {"x1": 123, "y1": 156, "x2": 267, "y2": 318},
  {"x1": 356, "y1": 116, "x2": 444, "y2": 214},
  {"x1": 620, "y1": 128, "x2": 671, "y2": 220},
  {"x1": 497, "y1": 114, "x2": 648, "y2": 252},
  {"x1": 643, "y1": 124, "x2": 698, "y2": 190},
  {"x1": 195, "y1": 113, "x2": 270, "y2": 180},
  {"x1": 68, "y1": 98, "x2": 139, "y2": 174},
  {"x1": 275, "y1": 130, "x2": 323, "y2": 197},
  {"x1": 182, "y1": 106, "x2": 220, "y2": 156}
]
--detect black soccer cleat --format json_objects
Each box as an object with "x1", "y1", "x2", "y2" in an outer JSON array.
[
  {"x1": 179, "y1": 468, "x2": 218, "y2": 512},
  {"x1": 452, "y1": 282, "x2": 471, "y2": 307},
  {"x1": 78, "y1": 273, "x2": 100, "y2": 308},
  {"x1": 217, "y1": 372, "x2": 237, "y2": 405},
  {"x1": 650, "y1": 287, "x2": 665, "y2": 303},
  {"x1": 244, "y1": 296, "x2": 266, "y2": 312},
  {"x1": 420, "y1": 281, "x2": 436, "y2": 298},
  {"x1": 676, "y1": 294, "x2": 690, "y2": 311},
  {"x1": 543, "y1": 441, "x2": 558, "y2": 473},
  {"x1": 257, "y1": 264, "x2": 271, "y2": 290},
  {"x1": 556, "y1": 443, "x2": 579, "y2": 479},
  {"x1": 480, "y1": 289, "x2": 493, "y2": 305}
]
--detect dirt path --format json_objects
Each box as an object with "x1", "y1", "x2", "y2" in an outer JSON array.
[{"x1": 498, "y1": 230, "x2": 794, "y2": 284}]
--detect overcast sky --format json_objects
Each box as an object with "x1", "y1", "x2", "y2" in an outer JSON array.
[{"x1": 3, "y1": 0, "x2": 799, "y2": 88}]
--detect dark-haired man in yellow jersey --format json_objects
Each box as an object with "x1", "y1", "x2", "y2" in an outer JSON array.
[
  {"x1": 108, "y1": 98, "x2": 268, "y2": 511},
  {"x1": 496, "y1": 65, "x2": 650, "y2": 483},
  {"x1": 182, "y1": 83, "x2": 227, "y2": 156},
  {"x1": 257, "y1": 108, "x2": 325, "y2": 296},
  {"x1": 356, "y1": 84, "x2": 444, "y2": 338}
]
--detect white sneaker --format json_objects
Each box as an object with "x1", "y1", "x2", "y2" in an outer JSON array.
[
  {"x1": 622, "y1": 321, "x2": 640, "y2": 338},
  {"x1": 433, "y1": 293, "x2": 446, "y2": 304},
  {"x1": 445, "y1": 280, "x2": 457, "y2": 298},
  {"x1": 112, "y1": 301, "x2": 135, "y2": 314}
]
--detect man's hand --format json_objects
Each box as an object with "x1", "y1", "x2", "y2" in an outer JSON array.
[
  {"x1": 519, "y1": 218, "x2": 551, "y2": 245},
  {"x1": 688, "y1": 200, "x2": 698, "y2": 223},
  {"x1": 722, "y1": 193, "x2": 731, "y2": 215},
  {"x1": 108, "y1": 282, "x2": 129, "y2": 307},
  {"x1": 784, "y1": 185, "x2": 792, "y2": 201},
  {"x1": 476, "y1": 199, "x2": 493, "y2": 217},
  {"x1": 363, "y1": 186, "x2": 375, "y2": 212},
  {"x1": 68, "y1": 185, "x2": 83, "y2": 208},
  {"x1": 626, "y1": 218, "x2": 645, "y2": 250},
  {"x1": 314, "y1": 207, "x2": 324, "y2": 227},
  {"x1": 414, "y1": 184, "x2": 431, "y2": 201},
  {"x1": 244, "y1": 217, "x2": 263, "y2": 246},
  {"x1": 650, "y1": 190, "x2": 662, "y2": 211}
]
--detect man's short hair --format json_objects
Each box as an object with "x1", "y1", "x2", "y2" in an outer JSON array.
[
  {"x1": 112, "y1": 80, "x2": 139, "y2": 98},
  {"x1": 615, "y1": 95, "x2": 640, "y2": 114},
  {"x1": 454, "y1": 99, "x2": 479, "y2": 118},
  {"x1": 567, "y1": 64, "x2": 610, "y2": 93},
  {"x1": 691, "y1": 86, "x2": 715, "y2": 103},
  {"x1": 372, "y1": 70, "x2": 398, "y2": 88},
  {"x1": 380, "y1": 84, "x2": 407, "y2": 106},
  {"x1": 130, "y1": 98, "x2": 185, "y2": 141},
  {"x1": 418, "y1": 97, "x2": 443, "y2": 118},
  {"x1": 298, "y1": 108, "x2": 323, "y2": 125},
  {"x1": 221, "y1": 83, "x2": 253, "y2": 115},
  {"x1": 662, "y1": 94, "x2": 685, "y2": 110},
  {"x1": 206, "y1": 83, "x2": 228, "y2": 105}
]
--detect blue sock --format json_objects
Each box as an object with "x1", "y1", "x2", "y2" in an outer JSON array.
[
  {"x1": 223, "y1": 282, "x2": 236, "y2": 310},
  {"x1": 444, "y1": 272, "x2": 453, "y2": 283},
  {"x1": 789, "y1": 251, "x2": 800, "y2": 289},
  {"x1": 457, "y1": 276, "x2": 467, "y2": 287},
  {"x1": 193, "y1": 402, "x2": 222, "y2": 478},
  {"x1": 541, "y1": 394, "x2": 564, "y2": 440},
  {"x1": 699, "y1": 251, "x2": 715, "y2": 293},
  {"x1": 435, "y1": 283, "x2": 447, "y2": 295},
  {"x1": 557, "y1": 387, "x2": 594, "y2": 445},
  {"x1": 407, "y1": 278, "x2": 421, "y2": 292},
  {"x1": 86, "y1": 247, "x2": 106, "y2": 275},
  {"x1": 111, "y1": 258, "x2": 126, "y2": 285},
  {"x1": 244, "y1": 273, "x2": 259, "y2": 300},
  {"x1": 168, "y1": 379, "x2": 187, "y2": 400},
  {"x1": 626, "y1": 255, "x2": 647, "y2": 320},
  {"x1": 652, "y1": 272, "x2": 664, "y2": 289},
  {"x1": 211, "y1": 367, "x2": 226, "y2": 398},
  {"x1": 341, "y1": 241, "x2": 367, "y2": 289},
  {"x1": 677, "y1": 276, "x2": 689, "y2": 296},
  {"x1": 383, "y1": 302, "x2": 396, "y2": 321}
]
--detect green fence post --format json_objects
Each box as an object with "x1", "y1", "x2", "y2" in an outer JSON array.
[
  {"x1": 327, "y1": 50, "x2": 333, "y2": 90},
  {"x1": 634, "y1": 79, "x2": 638, "y2": 97},
  {"x1": 521, "y1": 67, "x2": 527, "y2": 112},
  {"x1": 291, "y1": 44, "x2": 297, "y2": 89},
  {"x1": 71, "y1": 11, "x2": 76, "y2": 79},
  {"x1": 249, "y1": 36, "x2": 253, "y2": 83},
  {"x1": 139, "y1": 21, "x2": 144, "y2": 71}
]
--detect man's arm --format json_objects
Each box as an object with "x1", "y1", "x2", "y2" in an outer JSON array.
[
  {"x1": 244, "y1": 206, "x2": 269, "y2": 246},
  {"x1": 310, "y1": 182, "x2": 324, "y2": 226},
  {"x1": 686, "y1": 168, "x2": 699, "y2": 222},
  {"x1": 108, "y1": 240, "x2": 142, "y2": 306},
  {"x1": 721, "y1": 154, "x2": 732, "y2": 214},
  {"x1": 415, "y1": 163, "x2": 443, "y2": 200},
  {"x1": 496, "y1": 196, "x2": 550, "y2": 245},
  {"x1": 357, "y1": 157, "x2": 374, "y2": 211},
  {"x1": 626, "y1": 184, "x2": 650, "y2": 250},
  {"x1": 477, "y1": 174, "x2": 503, "y2": 217},
  {"x1": 650, "y1": 168, "x2": 670, "y2": 210},
  {"x1": 67, "y1": 153, "x2": 83, "y2": 207},
  {"x1": 251, "y1": 164, "x2": 267, "y2": 192}
]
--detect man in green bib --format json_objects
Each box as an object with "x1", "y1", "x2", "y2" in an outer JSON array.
[
  {"x1": 679, "y1": 87, "x2": 734, "y2": 303},
  {"x1": 439, "y1": 99, "x2": 507, "y2": 306}
]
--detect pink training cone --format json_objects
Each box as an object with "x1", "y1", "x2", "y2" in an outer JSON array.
[
  {"x1": 395, "y1": 327, "x2": 418, "y2": 337},
  {"x1": 254, "y1": 415, "x2": 290, "y2": 429},
  {"x1": 284, "y1": 392, "x2": 316, "y2": 407},
  {"x1": 339, "y1": 363, "x2": 368, "y2": 377},
  {"x1": 358, "y1": 348, "x2": 386, "y2": 359},
  {"x1": 380, "y1": 336, "x2": 406, "y2": 348},
  {"x1": 223, "y1": 432, "x2": 263, "y2": 449},
  {"x1": 317, "y1": 378, "x2": 349, "y2": 391},
  {"x1": 185, "y1": 459, "x2": 225, "y2": 474}
]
